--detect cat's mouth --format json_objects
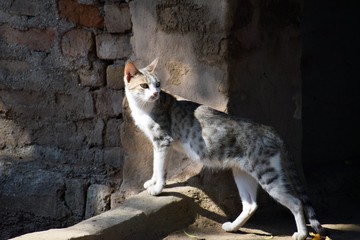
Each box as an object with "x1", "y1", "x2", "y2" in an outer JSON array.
[{"x1": 149, "y1": 95, "x2": 159, "y2": 102}]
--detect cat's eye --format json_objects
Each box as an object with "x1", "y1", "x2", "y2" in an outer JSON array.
[
  {"x1": 140, "y1": 83, "x2": 149, "y2": 89},
  {"x1": 155, "y1": 82, "x2": 160, "y2": 88}
]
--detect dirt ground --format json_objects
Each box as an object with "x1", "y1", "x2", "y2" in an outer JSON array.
[{"x1": 164, "y1": 215, "x2": 360, "y2": 240}]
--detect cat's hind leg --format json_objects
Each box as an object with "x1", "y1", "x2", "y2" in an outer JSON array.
[
  {"x1": 222, "y1": 168, "x2": 258, "y2": 232},
  {"x1": 262, "y1": 181, "x2": 307, "y2": 240},
  {"x1": 257, "y1": 154, "x2": 307, "y2": 240}
]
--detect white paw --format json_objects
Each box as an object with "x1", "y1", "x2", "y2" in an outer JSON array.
[
  {"x1": 292, "y1": 232, "x2": 307, "y2": 240},
  {"x1": 144, "y1": 179, "x2": 156, "y2": 189},
  {"x1": 147, "y1": 183, "x2": 163, "y2": 196},
  {"x1": 222, "y1": 222, "x2": 236, "y2": 232}
]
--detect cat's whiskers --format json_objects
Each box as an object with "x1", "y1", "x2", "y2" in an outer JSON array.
[{"x1": 130, "y1": 93, "x2": 155, "y2": 112}]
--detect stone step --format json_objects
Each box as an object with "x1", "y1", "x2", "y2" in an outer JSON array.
[{"x1": 11, "y1": 187, "x2": 197, "y2": 240}]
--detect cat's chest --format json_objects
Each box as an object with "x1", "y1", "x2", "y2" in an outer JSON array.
[
  {"x1": 131, "y1": 109, "x2": 152, "y2": 128},
  {"x1": 130, "y1": 108, "x2": 158, "y2": 139}
]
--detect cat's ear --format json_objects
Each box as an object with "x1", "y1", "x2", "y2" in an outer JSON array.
[
  {"x1": 145, "y1": 58, "x2": 159, "y2": 73},
  {"x1": 124, "y1": 61, "x2": 139, "y2": 83}
]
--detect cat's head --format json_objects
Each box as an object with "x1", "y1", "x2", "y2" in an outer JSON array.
[{"x1": 124, "y1": 58, "x2": 161, "y2": 103}]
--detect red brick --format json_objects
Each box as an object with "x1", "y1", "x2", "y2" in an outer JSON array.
[
  {"x1": 55, "y1": 92, "x2": 95, "y2": 119},
  {"x1": 104, "y1": 147, "x2": 123, "y2": 168},
  {"x1": 104, "y1": 3, "x2": 132, "y2": 33},
  {"x1": 10, "y1": 0, "x2": 40, "y2": 16},
  {"x1": 58, "y1": 0, "x2": 104, "y2": 28},
  {"x1": 79, "y1": 61, "x2": 106, "y2": 87},
  {"x1": 0, "y1": 89, "x2": 50, "y2": 120},
  {"x1": 95, "y1": 34, "x2": 131, "y2": 60},
  {"x1": 76, "y1": 119, "x2": 104, "y2": 146},
  {"x1": 61, "y1": 29, "x2": 93, "y2": 57},
  {"x1": 104, "y1": 119, "x2": 122, "y2": 147},
  {"x1": 94, "y1": 88, "x2": 123, "y2": 117},
  {"x1": 0, "y1": 60, "x2": 29, "y2": 72},
  {"x1": 106, "y1": 64, "x2": 124, "y2": 89},
  {"x1": 0, "y1": 25, "x2": 56, "y2": 51}
]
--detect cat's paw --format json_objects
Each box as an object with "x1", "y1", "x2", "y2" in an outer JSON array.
[
  {"x1": 222, "y1": 222, "x2": 237, "y2": 232},
  {"x1": 143, "y1": 179, "x2": 156, "y2": 189},
  {"x1": 292, "y1": 232, "x2": 307, "y2": 240},
  {"x1": 147, "y1": 183, "x2": 163, "y2": 196}
]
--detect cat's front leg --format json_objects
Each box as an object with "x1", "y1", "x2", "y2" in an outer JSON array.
[
  {"x1": 143, "y1": 178, "x2": 156, "y2": 189},
  {"x1": 145, "y1": 148, "x2": 168, "y2": 196}
]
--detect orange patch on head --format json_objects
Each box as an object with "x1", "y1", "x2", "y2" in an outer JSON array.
[{"x1": 124, "y1": 61, "x2": 139, "y2": 83}]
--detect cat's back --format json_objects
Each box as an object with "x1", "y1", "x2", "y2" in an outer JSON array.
[
  {"x1": 163, "y1": 91, "x2": 280, "y2": 142},
  {"x1": 194, "y1": 102, "x2": 279, "y2": 138},
  {"x1": 170, "y1": 95, "x2": 251, "y2": 133}
]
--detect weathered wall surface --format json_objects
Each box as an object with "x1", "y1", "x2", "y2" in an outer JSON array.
[
  {"x1": 129, "y1": 0, "x2": 230, "y2": 111},
  {"x1": 0, "y1": 0, "x2": 131, "y2": 239},
  {"x1": 227, "y1": 0, "x2": 303, "y2": 166}
]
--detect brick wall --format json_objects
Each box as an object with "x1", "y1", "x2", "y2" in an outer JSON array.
[{"x1": 0, "y1": 0, "x2": 131, "y2": 238}]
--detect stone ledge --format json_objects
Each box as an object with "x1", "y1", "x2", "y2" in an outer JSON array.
[{"x1": 11, "y1": 187, "x2": 197, "y2": 240}]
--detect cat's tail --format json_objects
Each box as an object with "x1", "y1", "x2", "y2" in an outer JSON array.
[{"x1": 281, "y1": 145, "x2": 328, "y2": 237}]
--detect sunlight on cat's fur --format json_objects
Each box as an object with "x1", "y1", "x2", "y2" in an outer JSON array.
[{"x1": 123, "y1": 58, "x2": 327, "y2": 240}]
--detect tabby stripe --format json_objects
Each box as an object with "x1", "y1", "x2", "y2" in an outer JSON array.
[{"x1": 264, "y1": 174, "x2": 279, "y2": 185}]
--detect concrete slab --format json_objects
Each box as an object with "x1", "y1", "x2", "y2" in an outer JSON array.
[{"x1": 11, "y1": 187, "x2": 196, "y2": 240}]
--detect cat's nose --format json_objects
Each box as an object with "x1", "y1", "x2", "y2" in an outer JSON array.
[{"x1": 152, "y1": 92, "x2": 159, "y2": 98}]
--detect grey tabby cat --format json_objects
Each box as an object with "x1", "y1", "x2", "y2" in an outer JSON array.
[{"x1": 123, "y1": 58, "x2": 326, "y2": 240}]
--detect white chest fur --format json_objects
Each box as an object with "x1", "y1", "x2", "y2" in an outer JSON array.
[{"x1": 126, "y1": 92, "x2": 156, "y2": 140}]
